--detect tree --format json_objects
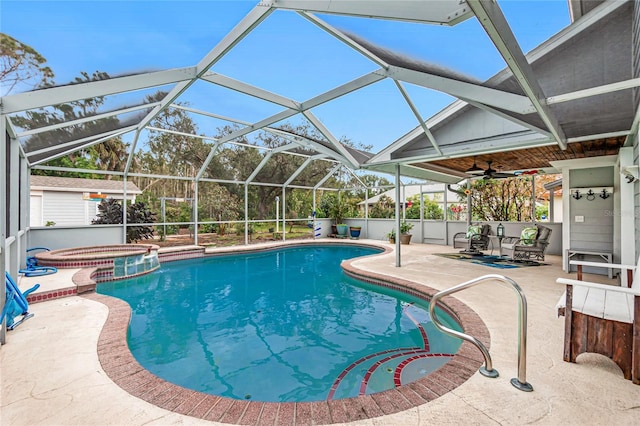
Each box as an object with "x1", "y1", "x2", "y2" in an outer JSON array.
[
  {"x1": 369, "y1": 194, "x2": 395, "y2": 218},
  {"x1": 11, "y1": 70, "x2": 131, "y2": 177},
  {"x1": 318, "y1": 192, "x2": 356, "y2": 224},
  {"x1": 464, "y1": 177, "x2": 534, "y2": 221},
  {"x1": 90, "y1": 138, "x2": 130, "y2": 177},
  {"x1": 350, "y1": 174, "x2": 393, "y2": 199},
  {"x1": 0, "y1": 33, "x2": 54, "y2": 95},
  {"x1": 92, "y1": 198, "x2": 156, "y2": 243},
  {"x1": 133, "y1": 95, "x2": 210, "y2": 198},
  {"x1": 405, "y1": 194, "x2": 444, "y2": 220},
  {"x1": 213, "y1": 122, "x2": 342, "y2": 221}
]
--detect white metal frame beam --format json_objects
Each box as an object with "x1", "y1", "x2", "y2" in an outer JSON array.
[
  {"x1": 245, "y1": 143, "x2": 297, "y2": 184},
  {"x1": 200, "y1": 72, "x2": 300, "y2": 110},
  {"x1": 30, "y1": 126, "x2": 136, "y2": 166},
  {"x1": 298, "y1": 12, "x2": 390, "y2": 69},
  {"x1": 314, "y1": 164, "x2": 343, "y2": 190},
  {"x1": 265, "y1": 128, "x2": 345, "y2": 163},
  {"x1": 394, "y1": 80, "x2": 443, "y2": 156},
  {"x1": 546, "y1": 77, "x2": 640, "y2": 105},
  {"x1": 283, "y1": 154, "x2": 325, "y2": 187},
  {"x1": 303, "y1": 111, "x2": 359, "y2": 168},
  {"x1": 1, "y1": 68, "x2": 196, "y2": 114},
  {"x1": 268, "y1": 0, "x2": 473, "y2": 26},
  {"x1": 15, "y1": 102, "x2": 161, "y2": 138},
  {"x1": 134, "y1": 5, "x2": 274, "y2": 132},
  {"x1": 467, "y1": 0, "x2": 567, "y2": 149},
  {"x1": 387, "y1": 66, "x2": 535, "y2": 114}
]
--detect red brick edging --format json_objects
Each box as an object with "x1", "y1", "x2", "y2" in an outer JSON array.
[{"x1": 84, "y1": 244, "x2": 490, "y2": 425}]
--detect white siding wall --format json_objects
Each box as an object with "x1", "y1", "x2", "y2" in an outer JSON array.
[
  {"x1": 42, "y1": 192, "x2": 91, "y2": 225},
  {"x1": 30, "y1": 194, "x2": 43, "y2": 226}
]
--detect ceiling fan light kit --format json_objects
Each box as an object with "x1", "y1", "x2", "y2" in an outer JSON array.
[{"x1": 467, "y1": 160, "x2": 517, "y2": 180}]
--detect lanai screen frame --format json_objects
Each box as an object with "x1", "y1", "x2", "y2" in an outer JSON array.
[{"x1": 3, "y1": 1, "x2": 640, "y2": 341}]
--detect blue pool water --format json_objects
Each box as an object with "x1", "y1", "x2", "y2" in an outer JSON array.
[{"x1": 98, "y1": 245, "x2": 462, "y2": 402}]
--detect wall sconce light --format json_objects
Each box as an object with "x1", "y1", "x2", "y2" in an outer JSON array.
[
  {"x1": 621, "y1": 165, "x2": 639, "y2": 183},
  {"x1": 572, "y1": 190, "x2": 582, "y2": 200},
  {"x1": 599, "y1": 189, "x2": 610, "y2": 199}
]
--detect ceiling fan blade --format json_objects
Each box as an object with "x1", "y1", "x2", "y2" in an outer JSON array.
[{"x1": 491, "y1": 172, "x2": 516, "y2": 179}]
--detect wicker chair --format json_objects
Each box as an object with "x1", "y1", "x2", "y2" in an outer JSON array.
[
  {"x1": 500, "y1": 225, "x2": 552, "y2": 261},
  {"x1": 453, "y1": 223, "x2": 491, "y2": 253}
]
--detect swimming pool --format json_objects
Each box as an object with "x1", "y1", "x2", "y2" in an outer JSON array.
[{"x1": 98, "y1": 244, "x2": 463, "y2": 402}]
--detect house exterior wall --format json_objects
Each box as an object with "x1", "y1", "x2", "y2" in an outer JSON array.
[
  {"x1": 633, "y1": 0, "x2": 640, "y2": 258},
  {"x1": 35, "y1": 191, "x2": 99, "y2": 226},
  {"x1": 568, "y1": 167, "x2": 615, "y2": 254}
]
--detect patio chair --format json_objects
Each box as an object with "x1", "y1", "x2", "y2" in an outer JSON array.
[
  {"x1": 556, "y1": 256, "x2": 640, "y2": 384},
  {"x1": 500, "y1": 225, "x2": 552, "y2": 261},
  {"x1": 453, "y1": 223, "x2": 491, "y2": 253}
]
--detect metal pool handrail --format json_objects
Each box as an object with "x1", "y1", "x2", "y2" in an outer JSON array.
[{"x1": 428, "y1": 274, "x2": 533, "y2": 392}]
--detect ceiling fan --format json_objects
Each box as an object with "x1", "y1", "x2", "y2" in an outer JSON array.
[{"x1": 466, "y1": 159, "x2": 516, "y2": 179}]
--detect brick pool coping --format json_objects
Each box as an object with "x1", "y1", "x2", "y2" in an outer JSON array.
[{"x1": 83, "y1": 242, "x2": 490, "y2": 425}]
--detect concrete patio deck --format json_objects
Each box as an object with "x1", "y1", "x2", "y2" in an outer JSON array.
[{"x1": 2, "y1": 240, "x2": 639, "y2": 425}]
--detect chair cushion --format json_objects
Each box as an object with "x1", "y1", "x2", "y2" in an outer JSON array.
[
  {"x1": 520, "y1": 226, "x2": 538, "y2": 246},
  {"x1": 466, "y1": 225, "x2": 482, "y2": 238}
]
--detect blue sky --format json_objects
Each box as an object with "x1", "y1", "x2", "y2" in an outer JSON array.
[{"x1": 2, "y1": 1, "x2": 571, "y2": 153}]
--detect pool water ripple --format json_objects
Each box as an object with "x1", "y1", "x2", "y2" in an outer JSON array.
[{"x1": 98, "y1": 245, "x2": 463, "y2": 403}]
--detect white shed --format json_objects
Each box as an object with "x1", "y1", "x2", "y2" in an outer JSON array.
[{"x1": 30, "y1": 176, "x2": 143, "y2": 226}]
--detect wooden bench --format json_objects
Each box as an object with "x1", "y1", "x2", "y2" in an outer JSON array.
[
  {"x1": 556, "y1": 257, "x2": 640, "y2": 384},
  {"x1": 565, "y1": 249, "x2": 614, "y2": 278}
]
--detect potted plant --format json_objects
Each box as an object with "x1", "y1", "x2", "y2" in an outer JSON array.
[
  {"x1": 349, "y1": 225, "x2": 361, "y2": 239},
  {"x1": 324, "y1": 194, "x2": 350, "y2": 237},
  {"x1": 387, "y1": 228, "x2": 396, "y2": 244},
  {"x1": 400, "y1": 221, "x2": 414, "y2": 244}
]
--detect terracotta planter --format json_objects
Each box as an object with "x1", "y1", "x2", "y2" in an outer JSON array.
[{"x1": 400, "y1": 234, "x2": 412, "y2": 244}]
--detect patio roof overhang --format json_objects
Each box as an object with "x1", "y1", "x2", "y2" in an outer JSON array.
[
  {"x1": 1, "y1": 0, "x2": 637, "y2": 187},
  {"x1": 367, "y1": 0, "x2": 638, "y2": 180}
]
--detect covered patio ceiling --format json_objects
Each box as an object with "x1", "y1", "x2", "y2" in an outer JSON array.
[{"x1": 2, "y1": 0, "x2": 638, "y2": 187}]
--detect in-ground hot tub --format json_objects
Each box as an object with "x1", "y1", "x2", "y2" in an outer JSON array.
[{"x1": 36, "y1": 244, "x2": 160, "y2": 282}]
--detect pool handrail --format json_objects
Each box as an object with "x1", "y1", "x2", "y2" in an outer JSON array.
[{"x1": 428, "y1": 273, "x2": 533, "y2": 392}]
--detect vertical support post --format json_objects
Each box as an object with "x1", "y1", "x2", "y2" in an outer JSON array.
[
  {"x1": 444, "y1": 183, "x2": 449, "y2": 244},
  {"x1": 1, "y1": 118, "x2": 7, "y2": 344},
  {"x1": 312, "y1": 189, "x2": 317, "y2": 239},
  {"x1": 281, "y1": 188, "x2": 286, "y2": 241},
  {"x1": 531, "y1": 175, "x2": 536, "y2": 223},
  {"x1": 466, "y1": 179, "x2": 472, "y2": 226},
  {"x1": 9, "y1": 136, "x2": 19, "y2": 279},
  {"x1": 122, "y1": 178, "x2": 128, "y2": 244},
  {"x1": 419, "y1": 184, "x2": 424, "y2": 243},
  {"x1": 619, "y1": 147, "x2": 636, "y2": 286},
  {"x1": 161, "y1": 198, "x2": 166, "y2": 240},
  {"x1": 193, "y1": 180, "x2": 199, "y2": 246},
  {"x1": 275, "y1": 195, "x2": 280, "y2": 233},
  {"x1": 395, "y1": 164, "x2": 401, "y2": 267},
  {"x1": 549, "y1": 188, "x2": 555, "y2": 223},
  {"x1": 123, "y1": 178, "x2": 128, "y2": 244},
  {"x1": 19, "y1": 154, "x2": 29, "y2": 259},
  {"x1": 364, "y1": 187, "x2": 369, "y2": 239},
  {"x1": 244, "y1": 183, "x2": 249, "y2": 245}
]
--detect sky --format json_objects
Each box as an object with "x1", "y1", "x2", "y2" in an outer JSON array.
[{"x1": 2, "y1": 0, "x2": 572, "y2": 154}]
